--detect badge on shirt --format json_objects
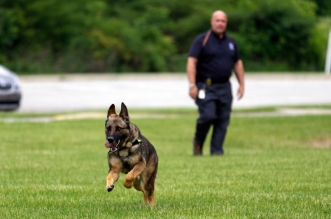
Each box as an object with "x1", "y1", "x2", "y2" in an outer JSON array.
[{"x1": 229, "y1": 42, "x2": 234, "y2": 50}]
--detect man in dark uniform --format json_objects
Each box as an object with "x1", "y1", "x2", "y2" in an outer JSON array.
[{"x1": 186, "y1": 10, "x2": 245, "y2": 156}]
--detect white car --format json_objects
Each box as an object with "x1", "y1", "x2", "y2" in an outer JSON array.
[{"x1": 0, "y1": 65, "x2": 22, "y2": 111}]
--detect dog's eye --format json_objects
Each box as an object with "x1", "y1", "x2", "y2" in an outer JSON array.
[
  {"x1": 116, "y1": 126, "x2": 122, "y2": 131},
  {"x1": 106, "y1": 126, "x2": 110, "y2": 131}
]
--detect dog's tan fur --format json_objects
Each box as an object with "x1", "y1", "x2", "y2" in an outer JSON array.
[{"x1": 104, "y1": 103, "x2": 158, "y2": 206}]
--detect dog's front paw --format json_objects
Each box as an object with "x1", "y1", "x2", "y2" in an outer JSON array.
[{"x1": 106, "y1": 184, "x2": 114, "y2": 192}]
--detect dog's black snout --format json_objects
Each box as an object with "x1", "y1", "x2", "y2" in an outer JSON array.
[{"x1": 107, "y1": 136, "x2": 115, "y2": 143}]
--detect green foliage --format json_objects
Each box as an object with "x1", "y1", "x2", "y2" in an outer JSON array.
[
  {"x1": 0, "y1": 111, "x2": 331, "y2": 218},
  {"x1": 0, "y1": 0, "x2": 329, "y2": 73},
  {"x1": 309, "y1": 17, "x2": 331, "y2": 69},
  {"x1": 226, "y1": 0, "x2": 317, "y2": 71},
  {"x1": 313, "y1": 0, "x2": 331, "y2": 16}
]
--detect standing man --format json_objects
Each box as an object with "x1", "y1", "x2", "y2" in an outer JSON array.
[{"x1": 186, "y1": 10, "x2": 245, "y2": 156}]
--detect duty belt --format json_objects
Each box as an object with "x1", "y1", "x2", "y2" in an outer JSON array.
[{"x1": 200, "y1": 77, "x2": 229, "y2": 86}]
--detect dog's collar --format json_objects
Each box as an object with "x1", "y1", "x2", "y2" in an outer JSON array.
[{"x1": 132, "y1": 138, "x2": 142, "y2": 145}]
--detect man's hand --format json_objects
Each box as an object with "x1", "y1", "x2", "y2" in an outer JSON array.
[
  {"x1": 233, "y1": 59, "x2": 245, "y2": 100},
  {"x1": 189, "y1": 86, "x2": 198, "y2": 100},
  {"x1": 237, "y1": 85, "x2": 244, "y2": 100},
  {"x1": 187, "y1": 57, "x2": 198, "y2": 100}
]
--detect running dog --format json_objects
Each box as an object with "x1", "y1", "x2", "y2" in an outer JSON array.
[{"x1": 104, "y1": 102, "x2": 158, "y2": 206}]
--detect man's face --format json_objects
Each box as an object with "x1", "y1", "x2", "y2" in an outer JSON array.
[{"x1": 211, "y1": 12, "x2": 227, "y2": 35}]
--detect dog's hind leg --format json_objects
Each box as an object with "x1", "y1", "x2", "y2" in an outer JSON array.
[
  {"x1": 142, "y1": 163, "x2": 158, "y2": 206},
  {"x1": 133, "y1": 176, "x2": 143, "y2": 191},
  {"x1": 133, "y1": 175, "x2": 144, "y2": 191}
]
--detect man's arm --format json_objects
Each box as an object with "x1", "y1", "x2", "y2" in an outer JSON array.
[
  {"x1": 233, "y1": 59, "x2": 245, "y2": 100},
  {"x1": 186, "y1": 57, "x2": 198, "y2": 100}
]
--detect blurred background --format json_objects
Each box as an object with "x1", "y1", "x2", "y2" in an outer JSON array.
[{"x1": 1, "y1": 0, "x2": 331, "y2": 74}]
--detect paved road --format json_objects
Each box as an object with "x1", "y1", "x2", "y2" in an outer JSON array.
[{"x1": 18, "y1": 73, "x2": 331, "y2": 113}]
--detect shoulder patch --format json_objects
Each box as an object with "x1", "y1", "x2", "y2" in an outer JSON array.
[{"x1": 228, "y1": 42, "x2": 235, "y2": 51}]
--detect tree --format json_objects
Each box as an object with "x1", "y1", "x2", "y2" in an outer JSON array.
[{"x1": 0, "y1": 0, "x2": 328, "y2": 73}]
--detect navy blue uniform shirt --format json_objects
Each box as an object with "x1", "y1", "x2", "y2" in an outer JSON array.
[{"x1": 188, "y1": 31, "x2": 241, "y2": 82}]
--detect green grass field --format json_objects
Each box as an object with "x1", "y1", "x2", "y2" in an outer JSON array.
[{"x1": 1, "y1": 108, "x2": 331, "y2": 218}]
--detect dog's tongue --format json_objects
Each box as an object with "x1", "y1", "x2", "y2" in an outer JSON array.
[
  {"x1": 104, "y1": 141, "x2": 112, "y2": 148},
  {"x1": 105, "y1": 141, "x2": 118, "y2": 151}
]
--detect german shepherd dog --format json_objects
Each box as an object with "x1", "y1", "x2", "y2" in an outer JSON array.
[{"x1": 104, "y1": 102, "x2": 158, "y2": 206}]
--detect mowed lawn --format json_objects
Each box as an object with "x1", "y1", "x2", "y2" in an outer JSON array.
[{"x1": 0, "y1": 109, "x2": 331, "y2": 218}]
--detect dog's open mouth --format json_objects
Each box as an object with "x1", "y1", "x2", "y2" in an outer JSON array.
[{"x1": 104, "y1": 140, "x2": 121, "y2": 152}]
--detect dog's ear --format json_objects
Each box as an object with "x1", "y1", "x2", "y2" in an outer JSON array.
[
  {"x1": 107, "y1": 104, "x2": 117, "y2": 118},
  {"x1": 119, "y1": 102, "x2": 130, "y2": 123}
]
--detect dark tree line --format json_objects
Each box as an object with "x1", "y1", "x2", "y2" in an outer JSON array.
[{"x1": 0, "y1": 0, "x2": 330, "y2": 73}]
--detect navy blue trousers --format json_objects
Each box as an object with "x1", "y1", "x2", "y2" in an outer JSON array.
[{"x1": 194, "y1": 81, "x2": 233, "y2": 154}]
